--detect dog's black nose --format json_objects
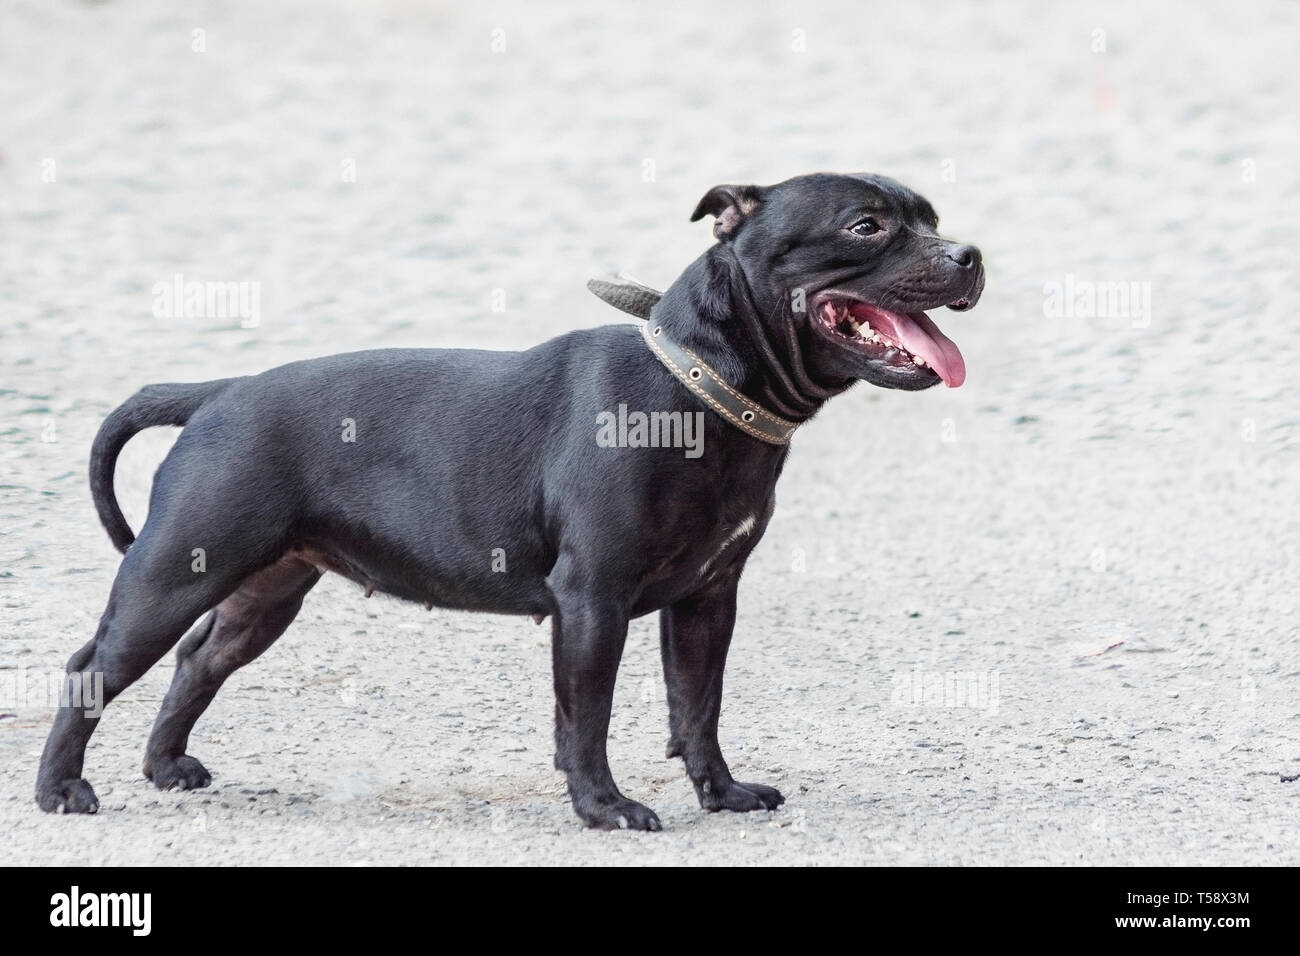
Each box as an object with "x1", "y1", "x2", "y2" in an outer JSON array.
[{"x1": 946, "y1": 244, "x2": 981, "y2": 270}]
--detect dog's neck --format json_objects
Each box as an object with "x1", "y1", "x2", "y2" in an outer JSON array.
[{"x1": 652, "y1": 246, "x2": 850, "y2": 422}]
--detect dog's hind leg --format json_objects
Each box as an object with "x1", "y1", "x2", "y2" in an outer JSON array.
[
  {"x1": 660, "y1": 575, "x2": 784, "y2": 814},
  {"x1": 143, "y1": 556, "x2": 320, "y2": 792},
  {"x1": 35, "y1": 528, "x2": 272, "y2": 813}
]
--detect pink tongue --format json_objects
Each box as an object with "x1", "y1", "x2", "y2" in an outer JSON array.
[{"x1": 850, "y1": 304, "x2": 967, "y2": 388}]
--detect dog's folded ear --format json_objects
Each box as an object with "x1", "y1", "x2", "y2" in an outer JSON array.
[{"x1": 690, "y1": 184, "x2": 763, "y2": 241}]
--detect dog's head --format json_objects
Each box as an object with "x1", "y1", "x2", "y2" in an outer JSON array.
[{"x1": 692, "y1": 172, "x2": 983, "y2": 390}]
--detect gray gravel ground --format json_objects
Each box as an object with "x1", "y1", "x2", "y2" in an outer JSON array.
[{"x1": 1, "y1": 0, "x2": 1298, "y2": 865}]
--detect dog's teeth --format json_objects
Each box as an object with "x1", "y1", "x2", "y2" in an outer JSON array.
[{"x1": 913, "y1": 356, "x2": 926, "y2": 367}]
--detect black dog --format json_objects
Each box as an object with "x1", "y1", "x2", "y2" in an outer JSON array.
[{"x1": 37, "y1": 172, "x2": 982, "y2": 830}]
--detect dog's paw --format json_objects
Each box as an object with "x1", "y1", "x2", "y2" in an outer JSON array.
[
  {"x1": 146, "y1": 754, "x2": 212, "y2": 792},
  {"x1": 574, "y1": 796, "x2": 663, "y2": 832},
  {"x1": 36, "y1": 778, "x2": 100, "y2": 814},
  {"x1": 699, "y1": 779, "x2": 784, "y2": 813}
]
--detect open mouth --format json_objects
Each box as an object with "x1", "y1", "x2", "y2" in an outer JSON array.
[{"x1": 815, "y1": 295, "x2": 968, "y2": 388}]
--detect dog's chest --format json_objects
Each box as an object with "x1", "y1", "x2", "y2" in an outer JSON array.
[{"x1": 697, "y1": 513, "x2": 758, "y2": 579}]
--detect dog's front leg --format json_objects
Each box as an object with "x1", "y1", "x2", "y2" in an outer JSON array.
[
  {"x1": 660, "y1": 576, "x2": 785, "y2": 814},
  {"x1": 549, "y1": 572, "x2": 661, "y2": 831}
]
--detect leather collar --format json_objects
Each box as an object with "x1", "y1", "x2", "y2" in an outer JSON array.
[{"x1": 588, "y1": 277, "x2": 799, "y2": 446}]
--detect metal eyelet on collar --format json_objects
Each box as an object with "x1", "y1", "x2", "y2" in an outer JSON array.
[{"x1": 635, "y1": 316, "x2": 798, "y2": 446}]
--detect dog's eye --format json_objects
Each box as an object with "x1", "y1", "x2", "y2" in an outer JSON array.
[{"x1": 849, "y1": 218, "x2": 882, "y2": 236}]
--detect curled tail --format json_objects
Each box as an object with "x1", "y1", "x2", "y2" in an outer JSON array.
[{"x1": 90, "y1": 379, "x2": 240, "y2": 553}]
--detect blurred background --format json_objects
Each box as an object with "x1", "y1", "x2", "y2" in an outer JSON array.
[{"x1": 0, "y1": 0, "x2": 1297, "y2": 864}]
